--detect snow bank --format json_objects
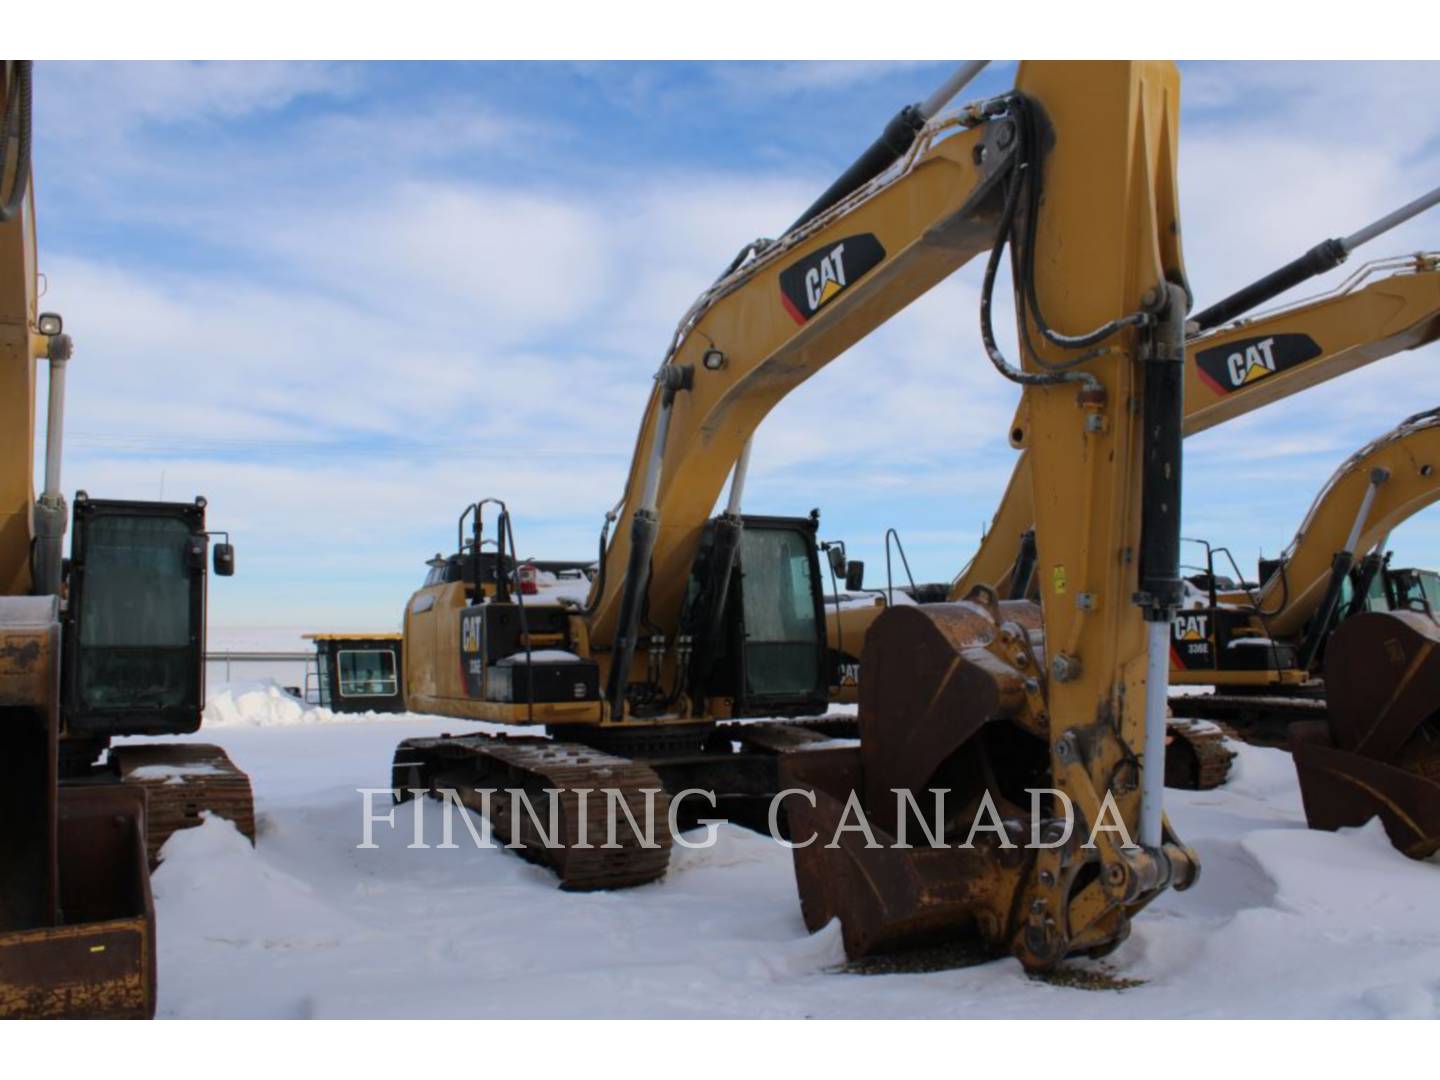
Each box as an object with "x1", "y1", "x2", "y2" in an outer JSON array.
[{"x1": 203, "y1": 680, "x2": 411, "y2": 728}]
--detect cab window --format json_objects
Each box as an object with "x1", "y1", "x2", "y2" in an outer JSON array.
[{"x1": 337, "y1": 649, "x2": 398, "y2": 698}]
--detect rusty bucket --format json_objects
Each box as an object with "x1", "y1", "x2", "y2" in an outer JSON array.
[
  {"x1": 782, "y1": 598, "x2": 1134, "y2": 969},
  {"x1": 0, "y1": 782, "x2": 156, "y2": 1019},
  {"x1": 1292, "y1": 610, "x2": 1440, "y2": 858}
]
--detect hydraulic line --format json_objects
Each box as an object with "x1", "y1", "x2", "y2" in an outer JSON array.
[{"x1": 0, "y1": 61, "x2": 33, "y2": 223}]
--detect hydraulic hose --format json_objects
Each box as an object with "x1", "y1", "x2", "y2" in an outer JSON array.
[{"x1": 0, "y1": 61, "x2": 33, "y2": 223}]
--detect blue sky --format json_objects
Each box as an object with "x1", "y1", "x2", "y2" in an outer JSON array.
[{"x1": 30, "y1": 60, "x2": 1440, "y2": 630}]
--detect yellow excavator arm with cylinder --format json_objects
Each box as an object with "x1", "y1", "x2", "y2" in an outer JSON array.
[
  {"x1": 1230, "y1": 406, "x2": 1440, "y2": 640},
  {"x1": 952, "y1": 255, "x2": 1440, "y2": 601}
]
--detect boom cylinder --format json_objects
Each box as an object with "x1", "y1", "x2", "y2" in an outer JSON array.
[
  {"x1": 1192, "y1": 182, "x2": 1440, "y2": 332},
  {"x1": 1298, "y1": 467, "x2": 1389, "y2": 670},
  {"x1": 785, "y1": 61, "x2": 990, "y2": 235},
  {"x1": 32, "y1": 332, "x2": 74, "y2": 597},
  {"x1": 605, "y1": 365, "x2": 693, "y2": 718},
  {"x1": 1137, "y1": 283, "x2": 1188, "y2": 848}
]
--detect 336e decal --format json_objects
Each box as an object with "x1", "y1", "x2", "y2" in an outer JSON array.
[
  {"x1": 779, "y1": 234, "x2": 886, "y2": 324},
  {"x1": 1193, "y1": 332, "x2": 1323, "y2": 395}
]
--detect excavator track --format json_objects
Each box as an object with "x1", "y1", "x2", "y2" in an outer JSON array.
[
  {"x1": 392, "y1": 734, "x2": 673, "y2": 890},
  {"x1": 1164, "y1": 719, "x2": 1236, "y2": 791},
  {"x1": 109, "y1": 743, "x2": 256, "y2": 867},
  {"x1": 1169, "y1": 692, "x2": 1327, "y2": 749}
]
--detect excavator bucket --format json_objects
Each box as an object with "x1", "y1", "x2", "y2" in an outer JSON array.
[
  {"x1": 783, "y1": 600, "x2": 1091, "y2": 965},
  {"x1": 0, "y1": 783, "x2": 156, "y2": 1019},
  {"x1": 1291, "y1": 610, "x2": 1440, "y2": 858}
]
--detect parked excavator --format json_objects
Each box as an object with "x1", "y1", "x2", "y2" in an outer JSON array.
[
  {"x1": 824, "y1": 252, "x2": 1440, "y2": 790},
  {"x1": 951, "y1": 250, "x2": 1440, "y2": 603},
  {"x1": 0, "y1": 60, "x2": 249, "y2": 1019},
  {"x1": 1164, "y1": 407, "x2": 1440, "y2": 856},
  {"x1": 394, "y1": 59, "x2": 1206, "y2": 971},
  {"x1": 1171, "y1": 405, "x2": 1440, "y2": 724}
]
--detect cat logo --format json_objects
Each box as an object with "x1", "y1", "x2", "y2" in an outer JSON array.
[
  {"x1": 1228, "y1": 337, "x2": 1279, "y2": 385},
  {"x1": 779, "y1": 233, "x2": 886, "y2": 324},
  {"x1": 1173, "y1": 613, "x2": 1210, "y2": 642},
  {"x1": 1194, "y1": 332, "x2": 1322, "y2": 396},
  {"x1": 461, "y1": 613, "x2": 482, "y2": 654}
]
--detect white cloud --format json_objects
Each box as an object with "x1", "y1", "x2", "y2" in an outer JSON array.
[
  {"x1": 29, "y1": 60, "x2": 1440, "y2": 626},
  {"x1": 709, "y1": 61, "x2": 936, "y2": 97},
  {"x1": 38, "y1": 61, "x2": 355, "y2": 134}
]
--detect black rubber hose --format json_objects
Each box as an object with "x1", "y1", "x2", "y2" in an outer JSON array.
[
  {"x1": 1012, "y1": 95, "x2": 1151, "y2": 354},
  {"x1": 978, "y1": 151, "x2": 1095, "y2": 390},
  {"x1": 1, "y1": 61, "x2": 33, "y2": 224}
]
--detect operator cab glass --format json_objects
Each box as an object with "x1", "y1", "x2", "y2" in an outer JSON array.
[
  {"x1": 740, "y1": 526, "x2": 821, "y2": 699},
  {"x1": 338, "y1": 648, "x2": 399, "y2": 699},
  {"x1": 64, "y1": 499, "x2": 207, "y2": 736}
]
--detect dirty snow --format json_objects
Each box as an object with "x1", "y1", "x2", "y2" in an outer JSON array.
[{"x1": 116, "y1": 684, "x2": 1440, "y2": 1019}]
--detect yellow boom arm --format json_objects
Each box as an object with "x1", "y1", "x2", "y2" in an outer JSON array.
[
  {"x1": 953, "y1": 257, "x2": 1440, "y2": 599},
  {"x1": 1237, "y1": 407, "x2": 1440, "y2": 638},
  {"x1": 584, "y1": 100, "x2": 1019, "y2": 688},
  {"x1": 0, "y1": 60, "x2": 43, "y2": 596}
]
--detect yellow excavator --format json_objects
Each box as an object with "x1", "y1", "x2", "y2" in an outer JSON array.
[
  {"x1": 1164, "y1": 407, "x2": 1440, "y2": 856},
  {"x1": 1, "y1": 61, "x2": 249, "y2": 1019},
  {"x1": 829, "y1": 256, "x2": 1440, "y2": 665},
  {"x1": 828, "y1": 276, "x2": 1440, "y2": 840},
  {"x1": 395, "y1": 59, "x2": 1207, "y2": 970},
  {"x1": 951, "y1": 252, "x2": 1440, "y2": 603},
  {"x1": 1172, "y1": 406, "x2": 1440, "y2": 709},
  {"x1": 825, "y1": 256, "x2": 1440, "y2": 789}
]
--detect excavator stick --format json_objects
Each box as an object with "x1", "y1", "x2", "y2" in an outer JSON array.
[
  {"x1": 786, "y1": 61, "x2": 1201, "y2": 971},
  {"x1": 1291, "y1": 610, "x2": 1440, "y2": 857}
]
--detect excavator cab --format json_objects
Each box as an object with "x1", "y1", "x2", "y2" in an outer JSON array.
[
  {"x1": 681, "y1": 514, "x2": 828, "y2": 718},
  {"x1": 61, "y1": 494, "x2": 213, "y2": 740},
  {"x1": 1382, "y1": 566, "x2": 1440, "y2": 618}
]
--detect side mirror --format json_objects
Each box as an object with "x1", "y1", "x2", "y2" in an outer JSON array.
[
  {"x1": 826, "y1": 546, "x2": 847, "y2": 579},
  {"x1": 213, "y1": 542, "x2": 236, "y2": 577},
  {"x1": 844, "y1": 560, "x2": 865, "y2": 591}
]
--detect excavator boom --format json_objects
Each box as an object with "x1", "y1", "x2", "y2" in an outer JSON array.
[
  {"x1": 953, "y1": 254, "x2": 1440, "y2": 600},
  {"x1": 586, "y1": 110, "x2": 1016, "y2": 675},
  {"x1": 1241, "y1": 406, "x2": 1440, "y2": 638}
]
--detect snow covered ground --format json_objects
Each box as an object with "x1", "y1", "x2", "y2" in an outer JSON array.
[{"x1": 120, "y1": 683, "x2": 1440, "y2": 1019}]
